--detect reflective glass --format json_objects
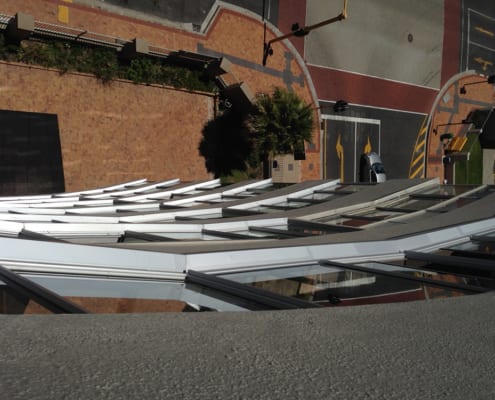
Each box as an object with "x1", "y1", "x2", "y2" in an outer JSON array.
[
  {"x1": 0, "y1": 278, "x2": 53, "y2": 314},
  {"x1": 359, "y1": 262, "x2": 491, "y2": 289},
  {"x1": 216, "y1": 263, "x2": 472, "y2": 307},
  {"x1": 432, "y1": 197, "x2": 478, "y2": 212},
  {"x1": 25, "y1": 274, "x2": 245, "y2": 312},
  {"x1": 398, "y1": 198, "x2": 443, "y2": 210},
  {"x1": 447, "y1": 240, "x2": 495, "y2": 254},
  {"x1": 300, "y1": 192, "x2": 336, "y2": 201},
  {"x1": 420, "y1": 185, "x2": 478, "y2": 196}
]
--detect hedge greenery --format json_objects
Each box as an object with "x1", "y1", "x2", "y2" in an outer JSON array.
[{"x1": 0, "y1": 33, "x2": 215, "y2": 91}]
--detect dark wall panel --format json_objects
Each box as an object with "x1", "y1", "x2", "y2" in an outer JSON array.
[{"x1": 0, "y1": 110, "x2": 64, "y2": 195}]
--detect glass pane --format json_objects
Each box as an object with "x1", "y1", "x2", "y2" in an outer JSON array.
[
  {"x1": 447, "y1": 240, "x2": 495, "y2": 255},
  {"x1": 0, "y1": 279, "x2": 53, "y2": 315},
  {"x1": 66, "y1": 297, "x2": 191, "y2": 313},
  {"x1": 300, "y1": 192, "x2": 336, "y2": 201},
  {"x1": 24, "y1": 275, "x2": 238, "y2": 312},
  {"x1": 217, "y1": 263, "x2": 473, "y2": 307},
  {"x1": 337, "y1": 184, "x2": 370, "y2": 193},
  {"x1": 324, "y1": 216, "x2": 375, "y2": 227},
  {"x1": 421, "y1": 185, "x2": 478, "y2": 196},
  {"x1": 397, "y1": 198, "x2": 441, "y2": 210},
  {"x1": 432, "y1": 197, "x2": 478, "y2": 212},
  {"x1": 359, "y1": 262, "x2": 492, "y2": 290}
]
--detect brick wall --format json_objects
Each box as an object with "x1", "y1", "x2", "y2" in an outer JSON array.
[
  {"x1": 0, "y1": 62, "x2": 213, "y2": 191},
  {"x1": 0, "y1": 0, "x2": 322, "y2": 186}
]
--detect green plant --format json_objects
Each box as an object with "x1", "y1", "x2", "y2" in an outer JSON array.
[
  {"x1": 246, "y1": 87, "x2": 314, "y2": 158},
  {"x1": 0, "y1": 34, "x2": 215, "y2": 91},
  {"x1": 220, "y1": 169, "x2": 250, "y2": 185},
  {"x1": 88, "y1": 47, "x2": 120, "y2": 83},
  {"x1": 199, "y1": 87, "x2": 315, "y2": 179},
  {"x1": 246, "y1": 87, "x2": 314, "y2": 177},
  {"x1": 17, "y1": 41, "x2": 53, "y2": 67},
  {"x1": 454, "y1": 133, "x2": 482, "y2": 184},
  {"x1": 123, "y1": 57, "x2": 159, "y2": 83}
]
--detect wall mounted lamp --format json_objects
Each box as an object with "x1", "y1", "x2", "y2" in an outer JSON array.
[
  {"x1": 262, "y1": 0, "x2": 348, "y2": 66},
  {"x1": 433, "y1": 119, "x2": 472, "y2": 135},
  {"x1": 333, "y1": 100, "x2": 349, "y2": 112},
  {"x1": 459, "y1": 75, "x2": 495, "y2": 94},
  {"x1": 439, "y1": 133, "x2": 454, "y2": 141}
]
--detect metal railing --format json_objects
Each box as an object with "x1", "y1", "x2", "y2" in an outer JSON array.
[
  {"x1": 0, "y1": 13, "x2": 10, "y2": 29},
  {"x1": 34, "y1": 19, "x2": 125, "y2": 48}
]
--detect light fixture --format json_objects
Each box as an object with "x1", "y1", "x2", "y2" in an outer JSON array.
[
  {"x1": 333, "y1": 100, "x2": 348, "y2": 112},
  {"x1": 433, "y1": 119, "x2": 472, "y2": 135},
  {"x1": 439, "y1": 133, "x2": 454, "y2": 141},
  {"x1": 328, "y1": 294, "x2": 341, "y2": 305},
  {"x1": 262, "y1": 0, "x2": 348, "y2": 66},
  {"x1": 459, "y1": 75, "x2": 495, "y2": 94}
]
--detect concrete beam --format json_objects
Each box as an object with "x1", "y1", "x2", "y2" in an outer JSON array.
[
  {"x1": 120, "y1": 38, "x2": 149, "y2": 60},
  {"x1": 6, "y1": 13, "x2": 34, "y2": 42},
  {"x1": 205, "y1": 57, "x2": 232, "y2": 77},
  {"x1": 215, "y1": 73, "x2": 254, "y2": 111}
]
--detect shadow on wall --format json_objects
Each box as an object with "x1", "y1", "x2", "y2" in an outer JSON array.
[{"x1": 198, "y1": 108, "x2": 259, "y2": 180}]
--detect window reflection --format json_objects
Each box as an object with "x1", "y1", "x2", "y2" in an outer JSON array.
[
  {"x1": 0, "y1": 279, "x2": 53, "y2": 314},
  {"x1": 217, "y1": 263, "x2": 473, "y2": 307}
]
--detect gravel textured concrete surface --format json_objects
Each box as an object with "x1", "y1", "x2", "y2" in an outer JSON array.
[{"x1": 1, "y1": 293, "x2": 494, "y2": 399}]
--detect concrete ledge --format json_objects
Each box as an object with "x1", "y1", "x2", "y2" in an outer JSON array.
[{"x1": 1, "y1": 293, "x2": 494, "y2": 399}]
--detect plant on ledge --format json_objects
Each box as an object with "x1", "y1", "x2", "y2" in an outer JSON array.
[{"x1": 0, "y1": 33, "x2": 215, "y2": 91}]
